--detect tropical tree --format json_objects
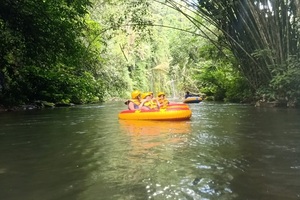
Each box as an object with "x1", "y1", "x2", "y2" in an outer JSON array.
[
  {"x1": 90, "y1": 0, "x2": 180, "y2": 97},
  {"x1": 122, "y1": 0, "x2": 300, "y2": 104},
  {"x1": 0, "y1": 0, "x2": 104, "y2": 105},
  {"x1": 164, "y1": 0, "x2": 300, "y2": 106}
]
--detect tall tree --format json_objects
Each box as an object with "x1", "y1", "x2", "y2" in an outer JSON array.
[
  {"x1": 164, "y1": 0, "x2": 300, "y2": 106},
  {"x1": 0, "y1": 0, "x2": 106, "y2": 105}
]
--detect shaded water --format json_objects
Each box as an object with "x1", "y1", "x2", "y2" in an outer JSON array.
[{"x1": 0, "y1": 102, "x2": 300, "y2": 200}]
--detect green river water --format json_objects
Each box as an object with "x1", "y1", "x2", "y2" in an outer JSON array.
[{"x1": 0, "y1": 101, "x2": 300, "y2": 200}]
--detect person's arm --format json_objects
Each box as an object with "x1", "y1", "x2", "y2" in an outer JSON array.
[
  {"x1": 139, "y1": 99, "x2": 146, "y2": 109},
  {"x1": 139, "y1": 99, "x2": 150, "y2": 110},
  {"x1": 155, "y1": 98, "x2": 161, "y2": 108},
  {"x1": 128, "y1": 102, "x2": 135, "y2": 110}
]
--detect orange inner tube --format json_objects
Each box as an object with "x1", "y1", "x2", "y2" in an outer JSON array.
[{"x1": 118, "y1": 107, "x2": 192, "y2": 120}]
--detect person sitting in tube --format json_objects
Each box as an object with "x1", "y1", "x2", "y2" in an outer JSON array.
[
  {"x1": 140, "y1": 92, "x2": 160, "y2": 110},
  {"x1": 147, "y1": 91, "x2": 161, "y2": 109},
  {"x1": 125, "y1": 90, "x2": 150, "y2": 110},
  {"x1": 185, "y1": 91, "x2": 200, "y2": 99},
  {"x1": 157, "y1": 92, "x2": 169, "y2": 108}
]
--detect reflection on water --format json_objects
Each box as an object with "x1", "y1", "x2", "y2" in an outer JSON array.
[
  {"x1": 120, "y1": 120, "x2": 191, "y2": 151},
  {"x1": 0, "y1": 102, "x2": 300, "y2": 200},
  {"x1": 111, "y1": 120, "x2": 193, "y2": 200}
]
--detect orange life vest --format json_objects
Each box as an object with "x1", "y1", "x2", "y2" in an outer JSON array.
[
  {"x1": 158, "y1": 99, "x2": 169, "y2": 108},
  {"x1": 144, "y1": 100, "x2": 158, "y2": 109}
]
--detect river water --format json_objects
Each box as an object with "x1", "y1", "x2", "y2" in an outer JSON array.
[{"x1": 0, "y1": 101, "x2": 300, "y2": 200}]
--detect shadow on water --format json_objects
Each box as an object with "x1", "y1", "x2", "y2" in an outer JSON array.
[
  {"x1": 229, "y1": 106, "x2": 300, "y2": 200},
  {"x1": 0, "y1": 102, "x2": 300, "y2": 200},
  {"x1": 0, "y1": 104, "x2": 120, "y2": 200},
  {"x1": 186, "y1": 103, "x2": 300, "y2": 200}
]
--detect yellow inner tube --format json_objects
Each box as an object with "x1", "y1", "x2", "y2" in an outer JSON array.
[
  {"x1": 183, "y1": 97, "x2": 202, "y2": 103},
  {"x1": 118, "y1": 107, "x2": 192, "y2": 120}
]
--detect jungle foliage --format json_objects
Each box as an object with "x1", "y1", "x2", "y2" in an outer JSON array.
[
  {"x1": 0, "y1": 0, "x2": 101, "y2": 105},
  {"x1": 166, "y1": 0, "x2": 300, "y2": 106},
  {"x1": 1, "y1": 0, "x2": 299, "y2": 107},
  {"x1": 92, "y1": 0, "x2": 251, "y2": 101}
]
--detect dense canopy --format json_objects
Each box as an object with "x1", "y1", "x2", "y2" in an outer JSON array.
[{"x1": 1, "y1": 0, "x2": 300, "y2": 107}]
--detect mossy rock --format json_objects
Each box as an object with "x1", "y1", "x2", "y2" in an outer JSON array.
[
  {"x1": 42, "y1": 101, "x2": 55, "y2": 107},
  {"x1": 55, "y1": 102, "x2": 75, "y2": 107}
]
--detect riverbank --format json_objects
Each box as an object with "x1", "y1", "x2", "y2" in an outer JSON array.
[
  {"x1": 0, "y1": 101, "x2": 75, "y2": 112},
  {"x1": 1, "y1": 98, "x2": 297, "y2": 112}
]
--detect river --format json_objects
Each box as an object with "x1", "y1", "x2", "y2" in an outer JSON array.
[{"x1": 0, "y1": 101, "x2": 300, "y2": 200}]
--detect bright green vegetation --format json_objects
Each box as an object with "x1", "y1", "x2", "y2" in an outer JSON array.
[{"x1": 1, "y1": 0, "x2": 299, "y2": 107}]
